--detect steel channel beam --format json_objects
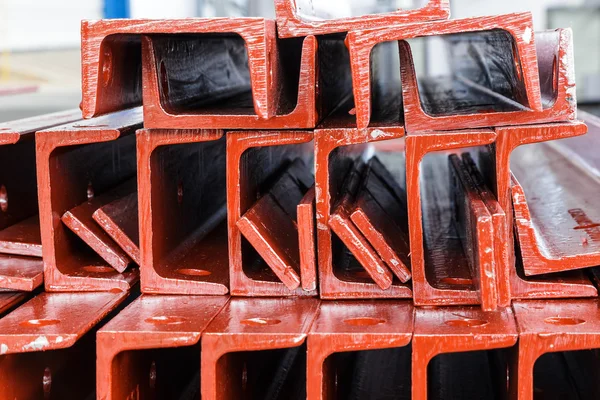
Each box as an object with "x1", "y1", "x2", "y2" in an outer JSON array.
[
  {"x1": 236, "y1": 159, "x2": 315, "y2": 291},
  {"x1": 227, "y1": 130, "x2": 317, "y2": 297},
  {"x1": 489, "y1": 121, "x2": 597, "y2": 299},
  {"x1": 298, "y1": 187, "x2": 317, "y2": 292},
  {"x1": 412, "y1": 306, "x2": 518, "y2": 400},
  {"x1": 81, "y1": 19, "x2": 320, "y2": 130},
  {"x1": 97, "y1": 295, "x2": 228, "y2": 400},
  {"x1": 449, "y1": 154, "x2": 498, "y2": 311},
  {"x1": 307, "y1": 300, "x2": 413, "y2": 400},
  {"x1": 274, "y1": 0, "x2": 450, "y2": 38},
  {"x1": 36, "y1": 108, "x2": 142, "y2": 292},
  {"x1": 405, "y1": 129, "x2": 495, "y2": 306},
  {"x1": 346, "y1": 13, "x2": 543, "y2": 129},
  {"x1": 0, "y1": 291, "x2": 128, "y2": 399},
  {"x1": 398, "y1": 28, "x2": 576, "y2": 132},
  {"x1": 511, "y1": 299, "x2": 600, "y2": 400},
  {"x1": 137, "y1": 128, "x2": 229, "y2": 295},
  {"x1": 201, "y1": 298, "x2": 319, "y2": 399},
  {"x1": 314, "y1": 124, "x2": 411, "y2": 299},
  {"x1": 0, "y1": 110, "x2": 82, "y2": 291}
]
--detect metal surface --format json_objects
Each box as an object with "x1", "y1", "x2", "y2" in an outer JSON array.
[
  {"x1": 137, "y1": 128, "x2": 229, "y2": 295},
  {"x1": 412, "y1": 306, "x2": 518, "y2": 400},
  {"x1": 510, "y1": 113, "x2": 600, "y2": 276},
  {"x1": 307, "y1": 300, "x2": 413, "y2": 400},
  {"x1": 93, "y1": 191, "x2": 140, "y2": 265},
  {"x1": 298, "y1": 186, "x2": 317, "y2": 292},
  {"x1": 61, "y1": 179, "x2": 136, "y2": 273},
  {"x1": 488, "y1": 121, "x2": 598, "y2": 299},
  {"x1": 274, "y1": 0, "x2": 450, "y2": 38},
  {"x1": 0, "y1": 292, "x2": 27, "y2": 316},
  {"x1": 201, "y1": 298, "x2": 319, "y2": 399},
  {"x1": 512, "y1": 300, "x2": 600, "y2": 400},
  {"x1": 227, "y1": 130, "x2": 317, "y2": 297},
  {"x1": 404, "y1": 129, "x2": 495, "y2": 306},
  {"x1": 0, "y1": 109, "x2": 82, "y2": 291},
  {"x1": 237, "y1": 159, "x2": 315, "y2": 291},
  {"x1": 314, "y1": 124, "x2": 412, "y2": 299},
  {"x1": 346, "y1": 13, "x2": 542, "y2": 129},
  {"x1": 0, "y1": 291, "x2": 128, "y2": 400},
  {"x1": 36, "y1": 108, "x2": 141, "y2": 292},
  {"x1": 97, "y1": 295, "x2": 228, "y2": 400},
  {"x1": 399, "y1": 28, "x2": 576, "y2": 132},
  {"x1": 82, "y1": 19, "x2": 320, "y2": 129}
]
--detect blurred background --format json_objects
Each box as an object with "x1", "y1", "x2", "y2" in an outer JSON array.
[{"x1": 0, "y1": 0, "x2": 598, "y2": 121}]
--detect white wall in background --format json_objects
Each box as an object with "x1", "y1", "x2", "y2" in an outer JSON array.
[
  {"x1": 0, "y1": 0, "x2": 102, "y2": 51},
  {"x1": 130, "y1": 0, "x2": 197, "y2": 18}
]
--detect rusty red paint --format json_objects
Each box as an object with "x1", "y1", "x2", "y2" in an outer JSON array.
[
  {"x1": 307, "y1": 300, "x2": 413, "y2": 400},
  {"x1": 511, "y1": 300, "x2": 600, "y2": 400},
  {"x1": 97, "y1": 295, "x2": 228, "y2": 400},
  {"x1": 298, "y1": 186, "x2": 317, "y2": 292},
  {"x1": 274, "y1": 0, "x2": 450, "y2": 38},
  {"x1": 0, "y1": 291, "x2": 128, "y2": 399},
  {"x1": 491, "y1": 120, "x2": 598, "y2": 298},
  {"x1": 227, "y1": 130, "x2": 317, "y2": 297},
  {"x1": 399, "y1": 28, "x2": 576, "y2": 132},
  {"x1": 36, "y1": 108, "x2": 141, "y2": 292},
  {"x1": 137, "y1": 128, "x2": 229, "y2": 295},
  {"x1": 412, "y1": 306, "x2": 517, "y2": 400},
  {"x1": 201, "y1": 298, "x2": 319, "y2": 399},
  {"x1": 405, "y1": 129, "x2": 496, "y2": 306},
  {"x1": 347, "y1": 13, "x2": 542, "y2": 129},
  {"x1": 314, "y1": 125, "x2": 411, "y2": 299},
  {"x1": 0, "y1": 110, "x2": 82, "y2": 291}
]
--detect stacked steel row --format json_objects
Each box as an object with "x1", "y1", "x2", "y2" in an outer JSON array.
[{"x1": 0, "y1": 0, "x2": 598, "y2": 398}]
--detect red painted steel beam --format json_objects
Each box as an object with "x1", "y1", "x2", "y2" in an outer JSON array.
[
  {"x1": 511, "y1": 300, "x2": 600, "y2": 400},
  {"x1": 0, "y1": 291, "x2": 128, "y2": 399},
  {"x1": 36, "y1": 108, "x2": 141, "y2": 292},
  {"x1": 399, "y1": 28, "x2": 576, "y2": 132},
  {"x1": 412, "y1": 306, "x2": 518, "y2": 400},
  {"x1": 0, "y1": 292, "x2": 27, "y2": 316},
  {"x1": 346, "y1": 13, "x2": 542, "y2": 129},
  {"x1": 307, "y1": 300, "x2": 413, "y2": 400},
  {"x1": 92, "y1": 191, "x2": 140, "y2": 264},
  {"x1": 274, "y1": 0, "x2": 450, "y2": 38},
  {"x1": 314, "y1": 124, "x2": 412, "y2": 299},
  {"x1": 227, "y1": 130, "x2": 317, "y2": 297},
  {"x1": 449, "y1": 154, "x2": 498, "y2": 311},
  {"x1": 298, "y1": 187, "x2": 317, "y2": 292},
  {"x1": 404, "y1": 129, "x2": 495, "y2": 306},
  {"x1": 201, "y1": 298, "x2": 319, "y2": 399},
  {"x1": 137, "y1": 128, "x2": 229, "y2": 295},
  {"x1": 97, "y1": 295, "x2": 228, "y2": 400},
  {"x1": 510, "y1": 114, "x2": 600, "y2": 276},
  {"x1": 489, "y1": 121, "x2": 597, "y2": 299},
  {"x1": 0, "y1": 110, "x2": 81, "y2": 291},
  {"x1": 81, "y1": 19, "x2": 320, "y2": 129}
]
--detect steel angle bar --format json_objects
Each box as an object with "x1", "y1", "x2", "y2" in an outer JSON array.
[
  {"x1": 462, "y1": 153, "x2": 511, "y2": 308},
  {"x1": 449, "y1": 154, "x2": 498, "y2": 311},
  {"x1": 0, "y1": 291, "x2": 128, "y2": 400},
  {"x1": 512, "y1": 300, "x2": 600, "y2": 400},
  {"x1": 36, "y1": 108, "x2": 142, "y2": 292},
  {"x1": 93, "y1": 191, "x2": 140, "y2": 265},
  {"x1": 0, "y1": 110, "x2": 81, "y2": 291},
  {"x1": 236, "y1": 160, "x2": 315, "y2": 291},
  {"x1": 489, "y1": 121, "x2": 597, "y2": 299},
  {"x1": 412, "y1": 306, "x2": 517, "y2": 400},
  {"x1": 97, "y1": 295, "x2": 228, "y2": 400},
  {"x1": 137, "y1": 129, "x2": 229, "y2": 295},
  {"x1": 347, "y1": 13, "x2": 543, "y2": 129},
  {"x1": 298, "y1": 187, "x2": 318, "y2": 292},
  {"x1": 274, "y1": 0, "x2": 450, "y2": 38},
  {"x1": 61, "y1": 179, "x2": 136, "y2": 273},
  {"x1": 404, "y1": 129, "x2": 495, "y2": 306},
  {"x1": 307, "y1": 301, "x2": 413, "y2": 400},
  {"x1": 227, "y1": 130, "x2": 316, "y2": 297},
  {"x1": 399, "y1": 28, "x2": 576, "y2": 132},
  {"x1": 201, "y1": 298, "x2": 319, "y2": 400},
  {"x1": 314, "y1": 124, "x2": 411, "y2": 299}
]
